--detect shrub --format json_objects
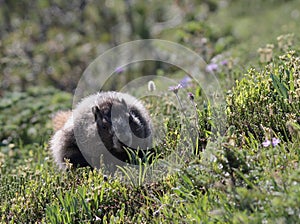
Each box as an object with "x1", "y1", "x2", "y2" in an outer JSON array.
[
  {"x1": 226, "y1": 50, "x2": 300, "y2": 143},
  {"x1": 0, "y1": 87, "x2": 72, "y2": 145}
]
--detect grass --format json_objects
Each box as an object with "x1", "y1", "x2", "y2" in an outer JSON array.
[{"x1": 1, "y1": 0, "x2": 300, "y2": 223}]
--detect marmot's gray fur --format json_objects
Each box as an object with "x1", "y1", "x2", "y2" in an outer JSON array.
[{"x1": 49, "y1": 91, "x2": 153, "y2": 169}]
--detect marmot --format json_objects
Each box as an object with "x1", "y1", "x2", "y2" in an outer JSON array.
[{"x1": 49, "y1": 91, "x2": 153, "y2": 169}]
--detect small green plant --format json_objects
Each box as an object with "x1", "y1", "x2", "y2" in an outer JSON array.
[
  {"x1": 227, "y1": 50, "x2": 300, "y2": 143},
  {"x1": 0, "y1": 87, "x2": 72, "y2": 145}
]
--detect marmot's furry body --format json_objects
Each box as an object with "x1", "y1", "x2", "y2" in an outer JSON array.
[
  {"x1": 52, "y1": 111, "x2": 72, "y2": 131},
  {"x1": 50, "y1": 91, "x2": 152, "y2": 169}
]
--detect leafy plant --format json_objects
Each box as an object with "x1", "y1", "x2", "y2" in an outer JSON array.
[
  {"x1": 227, "y1": 50, "x2": 300, "y2": 142},
  {"x1": 0, "y1": 87, "x2": 72, "y2": 145}
]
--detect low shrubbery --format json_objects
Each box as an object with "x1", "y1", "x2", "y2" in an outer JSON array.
[
  {"x1": 0, "y1": 87, "x2": 72, "y2": 145},
  {"x1": 227, "y1": 49, "x2": 300, "y2": 143}
]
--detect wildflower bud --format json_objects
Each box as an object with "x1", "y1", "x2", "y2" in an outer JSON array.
[
  {"x1": 188, "y1": 92, "x2": 194, "y2": 101},
  {"x1": 115, "y1": 66, "x2": 125, "y2": 74},
  {"x1": 227, "y1": 58, "x2": 233, "y2": 70},
  {"x1": 258, "y1": 48, "x2": 266, "y2": 63},
  {"x1": 265, "y1": 48, "x2": 273, "y2": 62},
  {"x1": 148, "y1": 80, "x2": 156, "y2": 92},
  {"x1": 103, "y1": 175, "x2": 108, "y2": 182}
]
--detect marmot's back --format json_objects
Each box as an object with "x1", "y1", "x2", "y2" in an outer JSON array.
[
  {"x1": 50, "y1": 91, "x2": 153, "y2": 169},
  {"x1": 52, "y1": 110, "x2": 72, "y2": 131}
]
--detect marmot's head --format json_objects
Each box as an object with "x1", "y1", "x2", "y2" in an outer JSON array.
[{"x1": 92, "y1": 98, "x2": 152, "y2": 161}]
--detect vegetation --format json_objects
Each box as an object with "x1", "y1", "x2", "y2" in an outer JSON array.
[
  {"x1": 227, "y1": 48, "x2": 300, "y2": 143},
  {"x1": 1, "y1": 0, "x2": 300, "y2": 223}
]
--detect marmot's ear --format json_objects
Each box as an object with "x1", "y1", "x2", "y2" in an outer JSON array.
[
  {"x1": 92, "y1": 106, "x2": 102, "y2": 121},
  {"x1": 121, "y1": 98, "x2": 127, "y2": 108}
]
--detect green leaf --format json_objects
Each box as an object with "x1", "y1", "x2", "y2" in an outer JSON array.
[
  {"x1": 287, "y1": 69, "x2": 295, "y2": 92},
  {"x1": 270, "y1": 73, "x2": 288, "y2": 99}
]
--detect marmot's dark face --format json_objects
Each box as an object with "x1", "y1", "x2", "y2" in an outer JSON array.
[{"x1": 92, "y1": 98, "x2": 150, "y2": 162}]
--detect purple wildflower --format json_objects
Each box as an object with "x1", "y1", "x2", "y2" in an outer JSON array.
[
  {"x1": 262, "y1": 138, "x2": 280, "y2": 147},
  {"x1": 168, "y1": 84, "x2": 182, "y2": 94},
  {"x1": 221, "y1": 60, "x2": 228, "y2": 66},
  {"x1": 271, "y1": 138, "x2": 280, "y2": 147},
  {"x1": 206, "y1": 63, "x2": 218, "y2": 73},
  {"x1": 115, "y1": 66, "x2": 125, "y2": 74},
  {"x1": 180, "y1": 76, "x2": 192, "y2": 88},
  {"x1": 262, "y1": 139, "x2": 271, "y2": 147}
]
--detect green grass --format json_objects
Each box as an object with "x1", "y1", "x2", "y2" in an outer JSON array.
[{"x1": 1, "y1": 0, "x2": 300, "y2": 223}]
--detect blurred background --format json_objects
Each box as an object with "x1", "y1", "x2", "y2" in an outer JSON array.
[{"x1": 1, "y1": 0, "x2": 299, "y2": 94}]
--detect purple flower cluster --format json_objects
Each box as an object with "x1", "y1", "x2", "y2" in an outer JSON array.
[
  {"x1": 168, "y1": 84, "x2": 183, "y2": 94},
  {"x1": 168, "y1": 76, "x2": 193, "y2": 92},
  {"x1": 205, "y1": 53, "x2": 232, "y2": 73},
  {"x1": 179, "y1": 76, "x2": 192, "y2": 88},
  {"x1": 221, "y1": 60, "x2": 228, "y2": 66},
  {"x1": 262, "y1": 138, "x2": 280, "y2": 147},
  {"x1": 206, "y1": 63, "x2": 218, "y2": 73}
]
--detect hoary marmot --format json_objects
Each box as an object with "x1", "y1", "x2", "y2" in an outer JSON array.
[{"x1": 49, "y1": 91, "x2": 153, "y2": 169}]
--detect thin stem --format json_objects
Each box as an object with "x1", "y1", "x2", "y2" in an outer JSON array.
[{"x1": 174, "y1": 93, "x2": 196, "y2": 150}]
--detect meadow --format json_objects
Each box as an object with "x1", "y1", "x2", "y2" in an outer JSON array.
[{"x1": 1, "y1": 0, "x2": 300, "y2": 223}]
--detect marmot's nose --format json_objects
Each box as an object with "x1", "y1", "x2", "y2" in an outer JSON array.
[{"x1": 118, "y1": 132, "x2": 132, "y2": 146}]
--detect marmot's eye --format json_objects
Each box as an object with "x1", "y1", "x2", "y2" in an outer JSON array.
[{"x1": 101, "y1": 125, "x2": 108, "y2": 130}]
